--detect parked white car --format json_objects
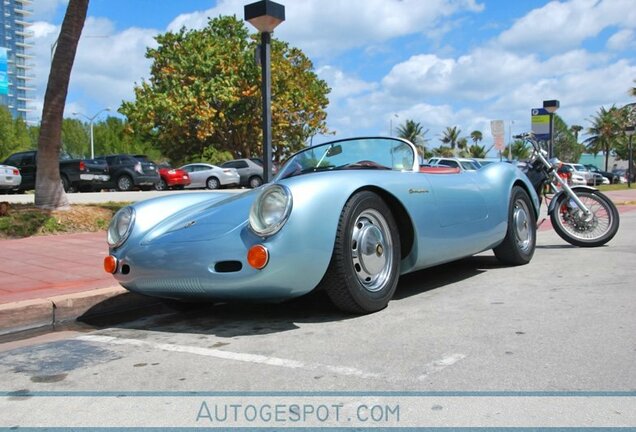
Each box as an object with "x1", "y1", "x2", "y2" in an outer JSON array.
[
  {"x1": 179, "y1": 163, "x2": 240, "y2": 190},
  {"x1": 426, "y1": 157, "x2": 481, "y2": 171},
  {"x1": 0, "y1": 164, "x2": 21, "y2": 192},
  {"x1": 562, "y1": 163, "x2": 593, "y2": 185}
]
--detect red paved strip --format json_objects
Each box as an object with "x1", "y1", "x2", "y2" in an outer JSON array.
[{"x1": 0, "y1": 232, "x2": 116, "y2": 304}]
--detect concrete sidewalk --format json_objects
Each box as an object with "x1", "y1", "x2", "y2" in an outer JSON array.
[{"x1": 1, "y1": 188, "x2": 635, "y2": 337}]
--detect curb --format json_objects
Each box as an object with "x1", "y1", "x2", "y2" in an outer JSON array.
[{"x1": 0, "y1": 286, "x2": 160, "y2": 337}]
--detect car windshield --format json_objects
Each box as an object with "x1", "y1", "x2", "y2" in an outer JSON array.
[
  {"x1": 460, "y1": 161, "x2": 479, "y2": 170},
  {"x1": 277, "y1": 137, "x2": 415, "y2": 181}
]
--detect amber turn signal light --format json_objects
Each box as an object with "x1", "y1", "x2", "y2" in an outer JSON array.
[
  {"x1": 247, "y1": 245, "x2": 269, "y2": 270},
  {"x1": 104, "y1": 255, "x2": 118, "y2": 274}
]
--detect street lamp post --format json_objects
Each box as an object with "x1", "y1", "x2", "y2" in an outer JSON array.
[
  {"x1": 389, "y1": 113, "x2": 399, "y2": 136},
  {"x1": 244, "y1": 0, "x2": 285, "y2": 184},
  {"x1": 626, "y1": 125, "x2": 635, "y2": 189},
  {"x1": 543, "y1": 99, "x2": 560, "y2": 158},
  {"x1": 72, "y1": 108, "x2": 111, "y2": 159}
]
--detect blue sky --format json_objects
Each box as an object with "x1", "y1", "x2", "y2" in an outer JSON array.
[{"x1": 31, "y1": 0, "x2": 636, "y2": 152}]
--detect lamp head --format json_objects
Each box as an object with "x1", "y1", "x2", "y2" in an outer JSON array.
[
  {"x1": 543, "y1": 99, "x2": 560, "y2": 113},
  {"x1": 244, "y1": 0, "x2": 285, "y2": 33},
  {"x1": 625, "y1": 125, "x2": 635, "y2": 137}
]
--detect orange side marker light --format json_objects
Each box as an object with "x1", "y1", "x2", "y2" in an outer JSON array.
[
  {"x1": 247, "y1": 245, "x2": 269, "y2": 270},
  {"x1": 104, "y1": 255, "x2": 118, "y2": 274}
]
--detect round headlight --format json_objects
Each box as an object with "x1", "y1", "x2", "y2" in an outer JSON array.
[
  {"x1": 249, "y1": 184, "x2": 292, "y2": 237},
  {"x1": 107, "y1": 206, "x2": 135, "y2": 248}
]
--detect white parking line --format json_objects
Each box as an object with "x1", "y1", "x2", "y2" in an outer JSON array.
[{"x1": 77, "y1": 334, "x2": 382, "y2": 380}]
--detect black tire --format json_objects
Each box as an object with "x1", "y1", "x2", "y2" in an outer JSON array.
[
  {"x1": 493, "y1": 186, "x2": 536, "y2": 265},
  {"x1": 155, "y1": 179, "x2": 167, "y2": 191},
  {"x1": 550, "y1": 190, "x2": 619, "y2": 247},
  {"x1": 248, "y1": 176, "x2": 263, "y2": 188},
  {"x1": 117, "y1": 175, "x2": 133, "y2": 191},
  {"x1": 319, "y1": 191, "x2": 400, "y2": 314},
  {"x1": 206, "y1": 177, "x2": 220, "y2": 190},
  {"x1": 60, "y1": 176, "x2": 71, "y2": 193}
]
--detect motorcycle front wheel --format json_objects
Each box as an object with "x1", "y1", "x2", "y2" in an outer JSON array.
[{"x1": 550, "y1": 190, "x2": 619, "y2": 247}]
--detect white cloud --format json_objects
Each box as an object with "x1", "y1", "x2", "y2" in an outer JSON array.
[
  {"x1": 32, "y1": 0, "x2": 68, "y2": 22},
  {"x1": 607, "y1": 29, "x2": 635, "y2": 51},
  {"x1": 30, "y1": 17, "x2": 158, "y2": 122},
  {"x1": 316, "y1": 66, "x2": 377, "y2": 100},
  {"x1": 497, "y1": 0, "x2": 636, "y2": 54},
  {"x1": 167, "y1": 0, "x2": 485, "y2": 59}
]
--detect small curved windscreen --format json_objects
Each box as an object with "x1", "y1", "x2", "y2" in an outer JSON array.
[{"x1": 277, "y1": 137, "x2": 415, "y2": 181}]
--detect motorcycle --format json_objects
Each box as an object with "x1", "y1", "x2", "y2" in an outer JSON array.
[{"x1": 515, "y1": 132, "x2": 620, "y2": 247}]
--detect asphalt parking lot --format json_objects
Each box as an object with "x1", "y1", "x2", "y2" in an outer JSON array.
[{"x1": 1, "y1": 207, "x2": 635, "y2": 428}]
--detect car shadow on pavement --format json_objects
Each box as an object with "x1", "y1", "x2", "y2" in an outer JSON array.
[{"x1": 78, "y1": 255, "x2": 503, "y2": 338}]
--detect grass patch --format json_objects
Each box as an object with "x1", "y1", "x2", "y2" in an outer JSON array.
[
  {"x1": 596, "y1": 184, "x2": 633, "y2": 192},
  {"x1": 0, "y1": 202, "x2": 131, "y2": 239}
]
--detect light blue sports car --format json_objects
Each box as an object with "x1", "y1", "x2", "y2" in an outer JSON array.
[{"x1": 105, "y1": 137, "x2": 539, "y2": 313}]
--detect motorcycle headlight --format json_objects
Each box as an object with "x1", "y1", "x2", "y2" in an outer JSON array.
[
  {"x1": 107, "y1": 206, "x2": 135, "y2": 248},
  {"x1": 249, "y1": 184, "x2": 292, "y2": 237}
]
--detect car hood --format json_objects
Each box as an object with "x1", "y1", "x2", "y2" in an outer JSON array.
[{"x1": 136, "y1": 190, "x2": 258, "y2": 245}]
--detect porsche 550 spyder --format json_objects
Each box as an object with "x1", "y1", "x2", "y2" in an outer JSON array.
[{"x1": 105, "y1": 137, "x2": 540, "y2": 313}]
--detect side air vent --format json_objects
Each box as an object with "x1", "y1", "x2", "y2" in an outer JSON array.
[{"x1": 214, "y1": 261, "x2": 243, "y2": 273}]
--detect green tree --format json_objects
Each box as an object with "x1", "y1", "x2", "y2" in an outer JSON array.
[
  {"x1": 61, "y1": 118, "x2": 89, "y2": 158},
  {"x1": 470, "y1": 130, "x2": 483, "y2": 145},
  {"x1": 35, "y1": 0, "x2": 88, "y2": 209},
  {"x1": 440, "y1": 126, "x2": 461, "y2": 155},
  {"x1": 395, "y1": 119, "x2": 429, "y2": 160},
  {"x1": 0, "y1": 107, "x2": 32, "y2": 159},
  {"x1": 509, "y1": 139, "x2": 531, "y2": 160},
  {"x1": 585, "y1": 106, "x2": 622, "y2": 170},
  {"x1": 570, "y1": 124, "x2": 583, "y2": 143},
  {"x1": 468, "y1": 144, "x2": 486, "y2": 158},
  {"x1": 121, "y1": 16, "x2": 330, "y2": 166},
  {"x1": 553, "y1": 115, "x2": 583, "y2": 162},
  {"x1": 432, "y1": 146, "x2": 454, "y2": 157}
]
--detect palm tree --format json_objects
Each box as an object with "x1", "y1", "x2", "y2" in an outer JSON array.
[
  {"x1": 35, "y1": 0, "x2": 89, "y2": 209},
  {"x1": 585, "y1": 106, "x2": 622, "y2": 171},
  {"x1": 630, "y1": 79, "x2": 636, "y2": 97},
  {"x1": 468, "y1": 144, "x2": 486, "y2": 158},
  {"x1": 570, "y1": 125, "x2": 583, "y2": 143},
  {"x1": 440, "y1": 126, "x2": 461, "y2": 155},
  {"x1": 470, "y1": 130, "x2": 483, "y2": 145},
  {"x1": 396, "y1": 119, "x2": 429, "y2": 160},
  {"x1": 432, "y1": 146, "x2": 454, "y2": 157},
  {"x1": 509, "y1": 140, "x2": 531, "y2": 160}
]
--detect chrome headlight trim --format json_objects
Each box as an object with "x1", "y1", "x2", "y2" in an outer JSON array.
[
  {"x1": 107, "y1": 206, "x2": 135, "y2": 249},
  {"x1": 249, "y1": 184, "x2": 293, "y2": 237}
]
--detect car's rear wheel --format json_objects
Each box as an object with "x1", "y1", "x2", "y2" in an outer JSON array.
[
  {"x1": 155, "y1": 178, "x2": 167, "y2": 191},
  {"x1": 320, "y1": 191, "x2": 400, "y2": 314},
  {"x1": 493, "y1": 186, "x2": 536, "y2": 265},
  {"x1": 206, "y1": 177, "x2": 220, "y2": 190},
  {"x1": 117, "y1": 175, "x2": 133, "y2": 191}
]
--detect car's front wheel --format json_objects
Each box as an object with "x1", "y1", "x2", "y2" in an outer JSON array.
[
  {"x1": 493, "y1": 186, "x2": 536, "y2": 265},
  {"x1": 320, "y1": 191, "x2": 400, "y2": 314}
]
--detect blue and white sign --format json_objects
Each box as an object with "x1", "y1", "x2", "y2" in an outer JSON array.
[
  {"x1": 0, "y1": 47, "x2": 8, "y2": 96},
  {"x1": 531, "y1": 108, "x2": 550, "y2": 141}
]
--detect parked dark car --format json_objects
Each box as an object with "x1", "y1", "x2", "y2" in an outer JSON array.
[
  {"x1": 584, "y1": 164, "x2": 619, "y2": 184},
  {"x1": 95, "y1": 154, "x2": 160, "y2": 191},
  {"x1": 2, "y1": 150, "x2": 110, "y2": 192}
]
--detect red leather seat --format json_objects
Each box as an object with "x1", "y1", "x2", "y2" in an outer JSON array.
[{"x1": 419, "y1": 166, "x2": 461, "y2": 174}]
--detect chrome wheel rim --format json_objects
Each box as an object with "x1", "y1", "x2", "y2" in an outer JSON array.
[
  {"x1": 207, "y1": 179, "x2": 219, "y2": 189},
  {"x1": 513, "y1": 198, "x2": 532, "y2": 252},
  {"x1": 118, "y1": 177, "x2": 131, "y2": 191},
  {"x1": 555, "y1": 194, "x2": 611, "y2": 240},
  {"x1": 351, "y1": 209, "x2": 394, "y2": 292}
]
